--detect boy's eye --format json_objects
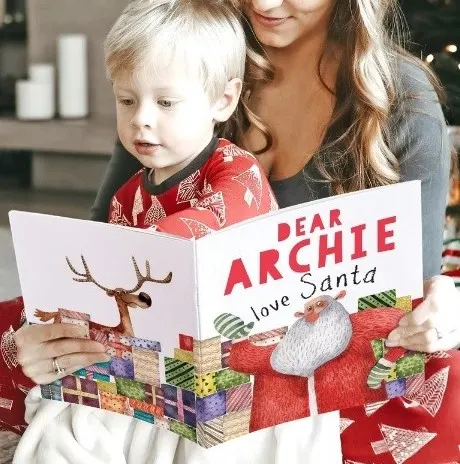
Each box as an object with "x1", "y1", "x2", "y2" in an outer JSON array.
[
  {"x1": 158, "y1": 99, "x2": 174, "y2": 108},
  {"x1": 118, "y1": 98, "x2": 134, "y2": 106}
]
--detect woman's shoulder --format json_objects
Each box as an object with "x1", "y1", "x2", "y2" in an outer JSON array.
[
  {"x1": 393, "y1": 57, "x2": 444, "y2": 119},
  {"x1": 389, "y1": 57, "x2": 448, "y2": 160}
]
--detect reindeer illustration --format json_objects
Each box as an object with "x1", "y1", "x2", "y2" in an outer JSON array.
[{"x1": 34, "y1": 255, "x2": 172, "y2": 336}]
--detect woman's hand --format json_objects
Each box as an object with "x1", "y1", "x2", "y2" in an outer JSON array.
[
  {"x1": 386, "y1": 275, "x2": 460, "y2": 353},
  {"x1": 14, "y1": 323, "x2": 110, "y2": 385}
]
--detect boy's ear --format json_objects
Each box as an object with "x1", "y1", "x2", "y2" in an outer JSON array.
[{"x1": 212, "y1": 78, "x2": 243, "y2": 123}]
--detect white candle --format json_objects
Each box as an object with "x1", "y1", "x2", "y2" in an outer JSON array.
[
  {"x1": 57, "y1": 34, "x2": 89, "y2": 119},
  {"x1": 29, "y1": 63, "x2": 55, "y2": 85},
  {"x1": 15, "y1": 80, "x2": 55, "y2": 120},
  {"x1": 29, "y1": 63, "x2": 56, "y2": 118}
]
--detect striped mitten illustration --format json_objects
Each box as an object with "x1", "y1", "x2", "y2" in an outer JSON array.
[
  {"x1": 367, "y1": 357, "x2": 396, "y2": 389},
  {"x1": 367, "y1": 346, "x2": 407, "y2": 389},
  {"x1": 213, "y1": 313, "x2": 254, "y2": 340}
]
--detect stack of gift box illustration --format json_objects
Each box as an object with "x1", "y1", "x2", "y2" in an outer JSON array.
[
  {"x1": 359, "y1": 289, "x2": 426, "y2": 398},
  {"x1": 40, "y1": 289, "x2": 427, "y2": 447},
  {"x1": 164, "y1": 334, "x2": 252, "y2": 446},
  {"x1": 40, "y1": 308, "x2": 253, "y2": 448}
]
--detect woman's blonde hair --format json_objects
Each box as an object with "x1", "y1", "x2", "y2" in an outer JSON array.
[
  {"x1": 233, "y1": 0, "x2": 447, "y2": 194},
  {"x1": 104, "y1": 0, "x2": 246, "y2": 104}
]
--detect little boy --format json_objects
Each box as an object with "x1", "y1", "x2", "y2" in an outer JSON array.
[{"x1": 104, "y1": 0, "x2": 278, "y2": 236}]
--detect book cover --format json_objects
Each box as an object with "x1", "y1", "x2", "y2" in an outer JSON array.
[{"x1": 9, "y1": 180, "x2": 424, "y2": 447}]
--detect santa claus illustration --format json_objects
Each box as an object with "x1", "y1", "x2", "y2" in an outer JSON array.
[{"x1": 225, "y1": 290, "x2": 408, "y2": 432}]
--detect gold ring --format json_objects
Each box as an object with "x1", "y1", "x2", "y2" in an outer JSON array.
[{"x1": 52, "y1": 357, "x2": 65, "y2": 375}]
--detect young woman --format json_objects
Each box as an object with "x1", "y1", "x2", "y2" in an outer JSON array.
[{"x1": 5, "y1": 0, "x2": 460, "y2": 462}]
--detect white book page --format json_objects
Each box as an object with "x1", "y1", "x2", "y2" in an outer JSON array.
[
  {"x1": 196, "y1": 181, "x2": 423, "y2": 339},
  {"x1": 9, "y1": 211, "x2": 198, "y2": 357}
]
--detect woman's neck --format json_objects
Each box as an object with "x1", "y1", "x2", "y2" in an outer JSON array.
[{"x1": 264, "y1": 29, "x2": 339, "y2": 90}]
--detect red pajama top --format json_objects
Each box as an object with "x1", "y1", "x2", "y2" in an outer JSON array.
[{"x1": 108, "y1": 138, "x2": 278, "y2": 236}]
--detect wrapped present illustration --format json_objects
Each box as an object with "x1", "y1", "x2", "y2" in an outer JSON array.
[
  {"x1": 221, "y1": 341, "x2": 232, "y2": 368},
  {"x1": 226, "y1": 383, "x2": 252, "y2": 413},
  {"x1": 179, "y1": 334, "x2": 194, "y2": 352},
  {"x1": 12, "y1": 181, "x2": 429, "y2": 448},
  {"x1": 92, "y1": 372, "x2": 112, "y2": 383},
  {"x1": 134, "y1": 409, "x2": 155, "y2": 424},
  {"x1": 165, "y1": 357, "x2": 194, "y2": 390},
  {"x1": 195, "y1": 372, "x2": 217, "y2": 398},
  {"x1": 169, "y1": 419, "x2": 196, "y2": 442},
  {"x1": 100, "y1": 391, "x2": 131, "y2": 414},
  {"x1": 144, "y1": 385, "x2": 164, "y2": 408},
  {"x1": 86, "y1": 362, "x2": 110, "y2": 376},
  {"x1": 395, "y1": 295, "x2": 412, "y2": 312},
  {"x1": 163, "y1": 384, "x2": 196, "y2": 427},
  {"x1": 107, "y1": 333, "x2": 133, "y2": 360},
  {"x1": 132, "y1": 347, "x2": 160, "y2": 386},
  {"x1": 194, "y1": 337, "x2": 222, "y2": 374},
  {"x1": 62, "y1": 376, "x2": 100, "y2": 408},
  {"x1": 358, "y1": 289, "x2": 397, "y2": 311},
  {"x1": 196, "y1": 391, "x2": 226, "y2": 422},
  {"x1": 110, "y1": 358, "x2": 135, "y2": 379},
  {"x1": 89, "y1": 328, "x2": 108, "y2": 346},
  {"x1": 385, "y1": 378, "x2": 407, "y2": 398},
  {"x1": 40, "y1": 381, "x2": 62, "y2": 401},
  {"x1": 128, "y1": 398, "x2": 163, "y2": 418},
  {"x1": 197, "y1": 417, "x2": 225, "y2": 448},
  {"x1": 115, "y1": 377, "x2": 146, "y2": 401},
  {"x1": 174, "y1": 348, "x2": 194, "y2": 364},
  {"x1": 97, "y1": 380, "x2": 117, "y2": 394},
  {"x1": 215, "y1": 369, "x2": 250, "y2": 391},
  {"x1": 128, "y1": 336, "x2": 161, "y2": 352},
  {"x1": 222, "y1": 409, "x2": 251, "y2": 440}
]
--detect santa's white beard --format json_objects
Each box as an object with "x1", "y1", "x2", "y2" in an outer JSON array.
[{"x1": 270, "y1": 303, "x2": 353, "y2": 377}]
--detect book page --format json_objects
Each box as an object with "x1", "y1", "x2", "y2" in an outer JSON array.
[
  {"x1": 192, "y1": 181, "x2": 424, "y2": 441},
  {"x1": 9, "y1": 211, "x2": 198, "y2": 356}
]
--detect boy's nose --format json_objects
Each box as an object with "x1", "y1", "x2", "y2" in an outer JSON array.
[{"x1": 131, "y1": 103, "x2": 156, "y2": 129}]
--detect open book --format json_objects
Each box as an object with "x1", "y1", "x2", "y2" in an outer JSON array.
[{"x1": 9, "y1": 181, "x2": 424, "y2": 448}]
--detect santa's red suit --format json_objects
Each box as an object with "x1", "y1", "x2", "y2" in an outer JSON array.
[
  {"x1": 230, "y1": 302, "x2": 460, "y2": 463},
  {"x1": 229, "y1": 308, "x2": 405, "y2": 432}
]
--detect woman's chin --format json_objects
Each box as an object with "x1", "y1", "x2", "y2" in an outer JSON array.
[{"x1": 250, "y1": 25, "x2": 298, "y2": 50}]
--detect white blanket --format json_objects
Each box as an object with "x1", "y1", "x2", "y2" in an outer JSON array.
[{"x1": 13, "y1": 386, "x2": 342, "y2": 464}]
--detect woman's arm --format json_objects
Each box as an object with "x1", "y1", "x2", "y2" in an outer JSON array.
[
  {"x1": 385, "y1": 61, "x2": 460, "y2": 352},
  {"x1": 90, "y1": 139, "x2": 142, "y2": 222},
  {"x1": 391, "y1": 60, "x2": 451, "y2": 280}
]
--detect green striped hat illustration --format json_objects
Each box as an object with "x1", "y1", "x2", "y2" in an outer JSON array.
[{"x1": 213, "y1": 313, "x2": 254, "y2": 340}]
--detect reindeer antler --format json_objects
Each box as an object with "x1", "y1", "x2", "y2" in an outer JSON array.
[
  {"x1": 125, "y1": 257, "x2": 172, "y2": 293},
  {"x1": 66, "y1": 256, "x2": 113, "y2": 293}
]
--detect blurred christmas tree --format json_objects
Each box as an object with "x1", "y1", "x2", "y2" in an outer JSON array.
[{"x1": 401, "y1": 0, "x2": 460, "y2": 125}]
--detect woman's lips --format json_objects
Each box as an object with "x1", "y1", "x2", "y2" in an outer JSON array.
[
  {"x1": 134, "y1": 142, "x2": 159, "y2": 156},
  {"x1": 252, "y1": 11, "x2": 290, "y2": 28}
]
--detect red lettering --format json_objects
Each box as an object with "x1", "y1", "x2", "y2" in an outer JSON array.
[
  {"x1": 310, "y1": 213, "x2": 325, "y2": 233},
  {"x1": 318, "y1": 231, "x2": 343, "y2": 267},
  {"x1": 330, "y1": 209, "x2": 342, "y2": 227},
  {"x1": 224, "y1": 259, "x2": 252, "y2": 295},
  {"x1": 278, "y1": 223, "x2": 291, "y2": 242},
  {"x1": 351, "y1": 224, "x2": 367, "y2": 259},
  {"x1": 377, "y1": 216, "x2": 396, "y2": 252},
  {"x1": 260, "y1": 249, "x2": 283, "y2": 284},
  {"x1": 296, "y1": 217, "x2": 306, "y2": 237},
  {"x1": 289, "y1": 239, "x2": 311, "y2": 272}
]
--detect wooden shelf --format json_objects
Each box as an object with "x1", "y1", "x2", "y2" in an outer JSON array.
[{"x1": 0, "y1": 116, "x2": 117, "y2": 155}]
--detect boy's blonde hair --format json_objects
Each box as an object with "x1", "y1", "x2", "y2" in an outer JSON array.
[{"x1": 104, "y1": 0, "x2": 246, "y2": 102}]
